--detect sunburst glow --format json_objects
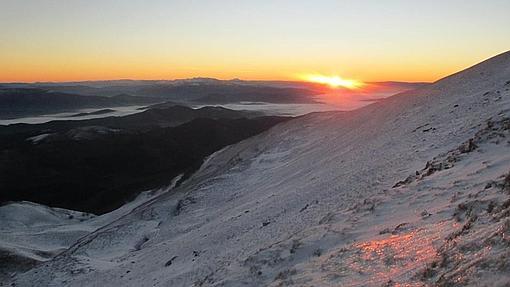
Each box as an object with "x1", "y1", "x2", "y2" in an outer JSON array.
[{"x1": 302, "y1": 74, "x2": 363, "y2": 89}]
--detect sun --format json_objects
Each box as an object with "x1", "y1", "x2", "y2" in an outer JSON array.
[{"x1": 301, "y1": 74, "x2": 363, "y2": 89}]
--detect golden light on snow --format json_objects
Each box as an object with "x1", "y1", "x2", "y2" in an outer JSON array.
[
  {"x1": 301, "y1": 74, "x2": 363, "y2": 89},
  {"x1": 312, "y1": 221, "x2": 460, "y2": 286}
]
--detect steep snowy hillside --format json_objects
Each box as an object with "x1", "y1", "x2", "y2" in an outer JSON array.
[{"x1": 7, "y1": 51, "x2": 510, "y2": 286}]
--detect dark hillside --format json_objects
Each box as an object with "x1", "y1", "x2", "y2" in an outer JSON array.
[{"x1": 0, "y1": 116, "x2": 289, "y2": 214}]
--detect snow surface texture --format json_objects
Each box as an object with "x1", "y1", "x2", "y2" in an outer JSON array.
[{"x1": 3, "y1": 51, "x2": 510, "y2": 286}]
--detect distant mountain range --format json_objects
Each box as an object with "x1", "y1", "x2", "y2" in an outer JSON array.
[
  {"x1": 0, "y1": 79, "x2": 428, "y2": 119},
  {"x1": 0, "y1": 88, "x2": 163, "y2": 119},
  {"x1": 1, "y1": 78, "x2": 429, "y2": 89}
]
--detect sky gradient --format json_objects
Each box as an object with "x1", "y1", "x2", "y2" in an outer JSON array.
[{"x1": 1, "y1": 0, "x2": 509, "y2": 83}]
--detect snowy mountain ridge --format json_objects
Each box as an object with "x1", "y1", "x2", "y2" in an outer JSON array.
[{"x1": 4, "y1": 51, "x2": 510, "y2": 286}]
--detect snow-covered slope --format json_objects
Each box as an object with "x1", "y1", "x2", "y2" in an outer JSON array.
[
  {"x1": 7, "y1": 51, "x2": 510, "y2": 286},
  {"x1": 0, "y1": 185, "x2": 176, "y2": 282}
]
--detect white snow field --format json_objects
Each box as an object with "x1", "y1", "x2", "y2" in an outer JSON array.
[{"x1": 3, "y1": 51, "x2": 510, "y2": 286}]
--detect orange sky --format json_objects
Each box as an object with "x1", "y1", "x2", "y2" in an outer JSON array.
[{"x1": 1, "y1": 1, "x2": 509, "y2": 83}]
